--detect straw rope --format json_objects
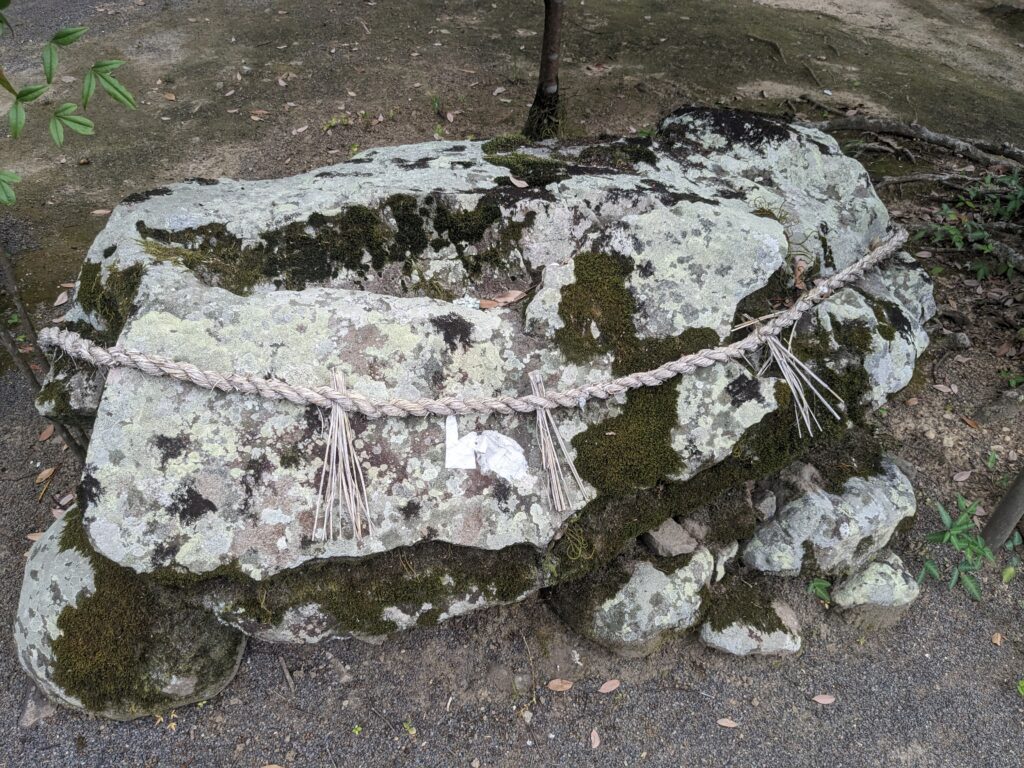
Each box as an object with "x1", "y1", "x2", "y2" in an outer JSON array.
[{"x1": 37, "y1": 228, "x2": 907, "y2": 420}]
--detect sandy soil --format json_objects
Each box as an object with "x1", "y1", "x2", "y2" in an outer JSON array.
[{"x1": 1, "y1": 1, "x2": 1023, "y2": 766}]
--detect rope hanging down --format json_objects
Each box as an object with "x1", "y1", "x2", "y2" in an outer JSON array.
[{"x1": 37, "y1": 229, "x2": 907, "y2": 419}]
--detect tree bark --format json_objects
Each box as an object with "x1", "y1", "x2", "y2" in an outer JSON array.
[
  {"x1": 523, "y1": 0, "x2": 564, "y2": 140},
  {"x1": 982, "y1": 470, "x2": 1024, "y2": 551}
]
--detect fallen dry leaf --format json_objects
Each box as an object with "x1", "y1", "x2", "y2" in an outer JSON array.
[
  {"x1": 590, "y1": 729, "x2": 601, "y2": 749},
  {"x1": 598, "y1": 679, "x2": 620, "y2": 694},
  {"x1": 812, "y1": 694, "x2": 836, "y2": 705},
  {"x1": 992, "y1": 632, "x2": 1003, "y2": 647},
  {"x1": 37, "y1": 424, "x2": 55, "y2": 442},
  {"x1": 52, "y1": 290, "x2": 69, "y2": 307},
  {"x1": 35, "y1": 467, "x2": 55, "y2": 484},
  {"x1": 26, "y1": 532, "x2": 43, "y2": 542},
  {"x1": 91, "y1": 209, "x2": 112, "y2": 216},
  {"x1": 492, "y1": 86, "x2": 506, "y2": 95},
  {"x1": 547, "y1": 678, "x2": 573, "y2": 692},
  {"x1": 716, "y1": 718, "x2": 738, "y2": 728},
  {"x1": 932, "y1": 384, "x2": 953, "y2": 394},
  {"x1": 905, "y1": 397, "x2": 919, "y2": 406},
  {"x1": 952, "y1": 470, "x2": 972, "y2": 483},
  {"x1": 508, "y1": 173, "x2": 529, "y2": 189},
  {"x1": 960, "y1": 416, "x2": 980, "y2": 430},
  {"x1": 162, "y1": 92, "x2": 176, "y2": 101},
  {"x1": 478, "y1": 299, "x2": 500, "y2": 310},
  {"x1": 52, "y1": 507, "x2": 67, "y2": 519}
]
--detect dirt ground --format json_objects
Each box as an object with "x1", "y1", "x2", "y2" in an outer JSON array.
[{"x1": 1, "y1": 1, "x2": 1023, "y2": 766}]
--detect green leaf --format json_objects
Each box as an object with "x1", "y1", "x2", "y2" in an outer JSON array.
[
  {"x1": 0, "y1": 179, "x2": 16, "y2": 206},
  {"x1": 937, "y1": 503, "x2": 952, "y2": 529},
  {"x1": 51, "y1": 27, "x2": 88, "y2": 46},
  {"x1": 55, "y1": 102, "x2": 77, "y2": 117},
  {"x1": 49, "y1": 115, "x2": 64, "y2": 147},
  {"x1": 82, "y1": 70, "x2": 95, "y2": 109},
  {"x1": 91, "y1": 59, "x2": 124, "y2": 75},
  {"x1": 16, "y1": 83, "x2": 48, "y2": 103},
  {"x1": 960, "y1": 573, "x2": 981, "y2": 601},
  {"x1": 948, "y1": 569, "x2": 959, "y2": 590},
  {"x1": 1002, "y1": 566, "x2": 1017, "y2": 584},
  {"x1": 0, "y1": 1, "x2": 11, "y2": 10},
  {"x1": 0, "y1": 11, "x2": 10, "y2": 38},
  {"x1": 0, "y1": 169, "x2": 20, "y2": 183},
  {"x1": 8, "y1": 101, "x2": 25, "y2": 139},
  {"x1": 924, "y1": 560, "x2": 941, "y2": 580},
  {"x1": 60, "y1": 114, "x2": 94, "y2": 135},
  {"x1": 97, "y1": 71, "x2": 136, "y2": 109},
  {"x1": 42, "y1": 43, "x2": 58, "y2": 84},
  {"x1": 0, "y1": 68, "x2": 15, "y2": 96}
]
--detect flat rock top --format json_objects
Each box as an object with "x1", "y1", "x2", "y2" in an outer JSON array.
[{"x1": 73, "y1": 109, "x2": 892, "y2": 579}]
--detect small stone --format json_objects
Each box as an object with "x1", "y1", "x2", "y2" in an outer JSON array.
[
  {"x1": 951, "y1": 331, "x2": 972, "y2": 350},
  {"x1": 641, "y1": 518, "x2": 698, "y2": 557},
  {"x1": 19, "y1": 688, "x2": 56, "y2": 729},
  {"x1": 831, "y1": 551, "x2": 920, "y2": 630},
  {"x1": 700, "y1": 598, "x2": 801, "y2": 657}
]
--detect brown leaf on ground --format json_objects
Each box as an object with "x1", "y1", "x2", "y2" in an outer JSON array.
[
  {"x1": 37, "y1": 425, "x2": 54, "y2": 442},
  {"x1": 508, "y1": 174, "x2": 528, "y2": 188},
  {"x1": 162, "y1": 92, "x2": 176, "y2": 101},
  {"x1": 812, "y1": 694, "x2": 836, "y2": 705},
  {"x1": 34, "y1": 467, "x2": 55, "y2": 484},
  {"x1": 716, "y1": 717, "x2": 738, "y2": 728},
  {"x1": 26, "y1": 532, "x2": 43, "y2": 542},
  {"x1": 952, "y1": 470, "x2": 972, "y2": 482},
  {"x1": 598, "y1": 679, "x2": 620, "y2": 694},
  {"x1": 547, "y1": 679, "x2": 573, "y2": 692},
  {"x1": 992, "y1": 632, "x2": 1003, "y2": 646},
  {"x1": 590, "y1": 729, "x2": 601, "y2": 749},
  {"x1": 52, "y1": 291, "x2": 69, "y2": 307}
]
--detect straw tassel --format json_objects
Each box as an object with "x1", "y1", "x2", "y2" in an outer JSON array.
[
  {"x1": 529, "y1": 371, "x2": 590, "y2": 515},
  {"x1": 759, "y1": 331, "x2": 844, "y2": 438},
  {"x1": 313, "y1": 371, "x2": 372, "y2": 542}
]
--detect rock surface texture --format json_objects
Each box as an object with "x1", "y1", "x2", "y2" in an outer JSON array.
[{"x1": 20, "y1": 108, "x2": 935, "y2": 712}]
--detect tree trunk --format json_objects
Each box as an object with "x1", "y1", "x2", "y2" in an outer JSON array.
[
  {"x1": 524, "y1": 0, "x2": 564, "y2": 140},
  {"x1": 982, "y1": 469, "x2": 1024, "y2": 550}
]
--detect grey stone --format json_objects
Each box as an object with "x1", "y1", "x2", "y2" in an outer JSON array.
[
  {"x1": 18, "y1": 688, "x2": 56, "y2": 729},
  {"x1": 742, "y1": 458, "x2": 916, "y2": 576},
  {"x1": 574, "y1": 549, "x2": 715, "y2": 656},
  {"x1": 699, "y1": 599, "x2": 802, "y2": 656},
  {"x1": 641, "y1": 518, "x2": 699, "y2": 557},
  {"x1": 14, "y1": 516, "x2": 246, "y2": 720},
  {"x1": 832, "y1": 550, "x2": 920, "y2": 629}
]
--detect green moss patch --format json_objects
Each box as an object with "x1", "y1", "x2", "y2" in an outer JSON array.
[
  {"x1": 206, "y1": 541, "x2": 541, "y2": 637},
  {"x1": 705, "y1": 577, "x2": 784, "y2": 634},
  {"x1": 481, "y1": 134, "x2": 530, "y2": 154},
  {"x1": 76, "y1": 261, "x2": 145, "y2": 344},
  {"x1": 484, "y1": 153, "x2": 569, "y2": 187},
  {"x1": 576, "y1": 139, "x2": 658, "y2": 171}
]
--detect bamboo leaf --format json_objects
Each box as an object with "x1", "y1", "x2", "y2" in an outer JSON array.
[
  {"x1": 97, "y1": 72, "x2": 136, "y2": 109},
  {"x1": 42, "y1": 43, "x2": 57, "y2": 84},
  {"x1": 82, "y1": 70, "x2": 95, "y2": 109},
  {"x1": 0, "y1": 179, "x2": 16, "y2": 206},
  {"x1": 91, "y1": 59, "x2": 124, "y2": 75},
  {"x1": 51, "y1": 27, "x2": 87, "y2": 46},
  {"x1": 60, "y1": 114, "x2": 94, "y2": 135},
  {"x1": 8, "y1": 101, "x2": 25, "y2": 139},
  {"x1": 0, "y1": 68, "x2": 15, "y2": 95},
  {"x1": 49, "y1": 115, "x2": 64, "y2": 147},
  {"x1": 17, "y1": 83, "x2": 48, "y2": 102}
]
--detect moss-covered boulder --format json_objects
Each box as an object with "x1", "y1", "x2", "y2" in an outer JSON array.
[
  {"x1": 23, "y1": 108, "x2": 933, "y2": 675},
  {"x1": 14, "y1": 514, "x2": 245, "y2": 720},
  {"x1": 831, "y1": 550, "x2": 920, "y2": 630}
]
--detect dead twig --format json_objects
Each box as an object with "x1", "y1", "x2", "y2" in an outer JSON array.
[
  {"x1": 805, "y1": 116, "x2": 1024, "y2": 167},
  {"x1": 279, "y1": 657, "x2": 295, "y2": 695},
  {"x1": 875, "y1": 172, "x2": 974, "y2": 191},
  {"x1": 803, "y1": 62, "x2": 822, "y2": 87},
  {"x1": 799, "y1": 94, "x2": 844, "y2": 116},
  {"x1": 747, "y1": 34, "x2": 787, "y2": 65}
]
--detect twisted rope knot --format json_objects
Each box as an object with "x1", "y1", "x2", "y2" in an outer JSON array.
[{"x1": 37, "y1": 228, "x2": 907, "y2": 419}]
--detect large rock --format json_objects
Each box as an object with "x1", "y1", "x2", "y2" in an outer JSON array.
[
  {"x1": 699, "y1": 587, "x2": 802, "y2": 657},
  {"x1": 742, "y1": 458, "x2": 916, "y2": 576},
  {"x1": 29, "y1": 109, "x2": 934, "y2": 660},
  {"x1": 15, "y1": 514, "x2": 245, "y2": 720}
]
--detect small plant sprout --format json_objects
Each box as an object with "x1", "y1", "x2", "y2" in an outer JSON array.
[
  {"x1": 985, "y1": 450, "x2": 999, "y2": 470},
  {"x1": 807, "y1": 578, "x2": 832, "y2": 603},
  {"x1": 918, "y1": 496, "x2": 997, "y2": 600},
  {"x1": 1017, "y1": 679, "x2": 1024, "y2": 699},
  {"x1": 0, "y1": 11, "x2": 136, "y2": 204}
]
